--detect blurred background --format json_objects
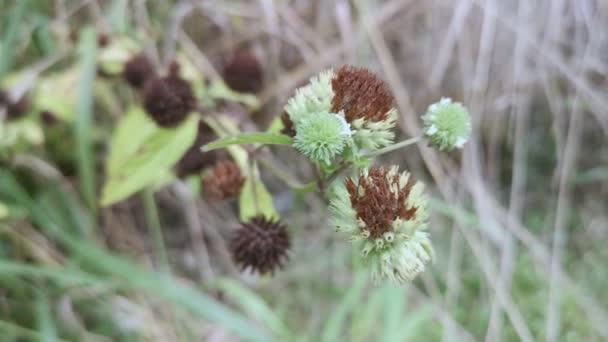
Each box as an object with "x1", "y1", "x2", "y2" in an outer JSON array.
[{"x1": 1, "y1": 0, "x2": 607, "y2": 341}]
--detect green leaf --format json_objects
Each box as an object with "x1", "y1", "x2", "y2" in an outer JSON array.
[
  {"x1": 0, "y1": 202, "x2": 8, "y2": 219},
  {"x1": 203, "y1": 132, "x2": 293, "y2": 152},
  {"x1": 101, "y1": 114, "x2": 199, "y2": 206},
  {"x1": 239, "y1": 168, "x2": 278, "y2": 221},
  {"x1": 106, "y1": 106, "x2": 158, "y2": 174},
  {"x1": 33, "y1": 68, "x2": 79, "y2": 122}
]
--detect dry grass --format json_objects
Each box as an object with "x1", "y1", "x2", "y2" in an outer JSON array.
[{"x1": 1, "y1": 0, "x2": 607, "y2": 341}]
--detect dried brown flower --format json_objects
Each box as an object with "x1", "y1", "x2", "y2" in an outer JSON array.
[
  {"x1": 175, "y1": 122, "x2": 219, "y2": 178},
  {"x1": 123, "y1": 54, "x2": 156, "y2": 89},
  {"x1": 222, "y1": 52, "x2": 264, "y2": 93},
  {"x1": 40, "y1": 110, "x2": 58, "y2": 126},
  {"x1": 142, "y1": 75, "x2": 196, "y2": 127},
  {"x1": 280, "y1": 111, "x2": 296, "y2": 137},
  {"x1": 345, "y1": 166, "x2": 417, "y2": 239},
  {"x1": 203, "y1": 160, "x2": 245, "y2": 200},
  {"x1": 230, "y1": 216, "x2": 290, "y2": 274},
  {"x1": 331, "y1": 65, "x2": 394, "y2": 123}
]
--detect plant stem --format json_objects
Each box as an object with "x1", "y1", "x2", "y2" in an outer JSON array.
[
  {"x1": 142, "y1": 189, "x2": 170, "y2": 274},
  {"x1": 363, "y1": 136, "x2": 422, "y2": 157}
]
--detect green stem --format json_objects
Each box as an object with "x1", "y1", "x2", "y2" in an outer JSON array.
[
  {"x1": 142, "y1": 189, "x2": 170, "y2": 274},
  {"x1": 363, "y1": 136, "x2": 422, "y2": 157},
  {"x1": 257, "y1": 156, "x2": 305, "y2": 189}
]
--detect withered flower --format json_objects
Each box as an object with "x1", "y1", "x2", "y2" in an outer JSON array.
[
  {"x1": 330, "y1": 166, "x2": 433, "y2": 284},
  {"x1": 175, "y1": 122, "x2": 219, "y2": 178},
  {"x1": 142, "y1": 74, "x2": 196, "y2": 127},
  {"x1": 203, "y1": 160, "x2": 245, "y2": 200},
  {"x1": 331, "y1": 65, "x2": 394, "y2": 123},
  {"x1": 230, "y1": 216, "x2": 290, "y2": 274},
  {"x1": 222, "y1": 52, "x2": 264, "y2": 93},
  {"x1": 123, "y1": 54, "x2": 156, "y2": 89}
]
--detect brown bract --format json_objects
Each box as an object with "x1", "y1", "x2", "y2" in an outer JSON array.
[
  {"x1": 222, "y1": 52, "x2": 264, "y2": 93},
  {"x1": 280, "y1": 111, "x2": 296, "y2": 137},
  {"x1": 123, "y1": 54, "x2": 156, "y2": 89},
  {"x1": 142, "y1": 75, "x2": 195, "y2": 127},
  {"x1": 230, "y1": 216, "x2": 290, "y2": 274},
  {"x1": 203, "y1": 160, "x2": 245, "y2": 200},
  {"x1": 331, "y1": 65, "x2": 394, "y2": 123},
  {"x1": 346, "y1": 166, "x2": 417, "y2": 238},
  {"x1": 175, "y1": 122, "x2": 219, "y2": 178}
]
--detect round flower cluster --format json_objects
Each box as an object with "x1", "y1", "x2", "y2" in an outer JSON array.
[
  {"x1": 330, "y1": 166, "x2": 433, "y2": 284},
  {"x1": 284, "y1": 66, "x2": 397, "y2": 164},
  {"x1": 422, "y1": 97, "x2": 472, "y2": 151}
]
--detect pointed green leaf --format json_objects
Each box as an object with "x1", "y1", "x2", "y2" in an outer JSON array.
[
  {"x1": 239, "y1": 168, "x2": 278, "y2": 221},
  {"x1": 202, "y1": 132, "x2": 293, "y2": 152},
  {"x1": 101, "y1": 114, "x2": 199, "y2": 206}
]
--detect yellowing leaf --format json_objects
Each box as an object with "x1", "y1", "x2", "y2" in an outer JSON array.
[
  {"x1": 101, "y1": 113, "x2": 199, "y2": 206},
  {"x1": 238, "y1": 164, "x2": 278, "y2": 221}
]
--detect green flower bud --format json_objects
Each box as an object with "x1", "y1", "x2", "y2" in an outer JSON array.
[
  {"x1": 422, "y1": 97, "x2": 471, "y2": 151},
  {"x1": 330, "y1": 166, "x2": 433, "y2": 284},
  {"x1": 293, "y1": 111, "x2": 352, "y2": 164},
  {"x1": 284, "y1": 70, "x2": 335, "y2": 126}
]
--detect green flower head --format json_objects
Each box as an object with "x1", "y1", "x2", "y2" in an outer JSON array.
[
  {"x1": 330, "y1": 166, "x2": 433, "y2": 284},
  {"x1": 422, "y1": 97, "x2": 472, "y2": 151},
  {"x1": 284, "y1": 70, "x2": 335, "y2": 126},
  {"x1": 293, "y1": 111, "x2": 352, "y2": 164}
]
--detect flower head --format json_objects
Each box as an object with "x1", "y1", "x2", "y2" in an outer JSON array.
[
  {"x1": 230, "y1": 216, "x2": 291, "y2": 274},
  {"x1": 123, "y1": 54, "x2": 156, "y2": 89},
  {"x1": 142, "y1": 74, "x2": 196, "y2": 127},
  {"x1": 284, "y1": 70, "x2": 335, "y2": 126},
  {"x1": 293, "y1": 111, "x2": 352, "y2": 164},
  {"x1": 422, "y1": 98, "x2": 471, "y2": 151},
  {"x1": 222, "y1": 52, "x2": 264, "y2": 93},
  {"x1": 330, "y1": 166, "x2": 433, "y2": 284},
  {"x1": 203, "y1": 159, "x2": 245, "y2": 200}
]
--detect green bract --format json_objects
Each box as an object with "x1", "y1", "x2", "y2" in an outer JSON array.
[
  {"x1": 293, "y1": 111, "x2": 351, "y2": 164},
  {"x1": 284, "y1": 70, "x2": 335, "y2": 126},
  {"x1": 422, "y1": 97, "x2": 472, "y2": 151}
]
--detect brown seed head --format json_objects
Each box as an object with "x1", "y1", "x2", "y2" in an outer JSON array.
[
  {"x1": 222, "y1": 52, "x2": 264, "y2": 93},
  {"x1": 123, "y1": 54, "x2": 156, "y2": 89},
  {"x1": 331, "y1": 65, "x2": 394, "y2": 123},
  {"x1": 346, "y1": 166, "x2": 417, "y2": 238},
  {"x1": 230, "y1": 216, "x2": 290, "y2": 274},
  {"x1": 175, "y1": 122, "x2": 219, "y2": 178},
  {"x1": 142, "y1": 75, "x2": 195, "y2": 127},
  {"x1": 203, "y1": 160, "x2": 245, "y2": 200}
]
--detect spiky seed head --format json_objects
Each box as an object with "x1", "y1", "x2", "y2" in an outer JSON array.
[
  {"x1": 230, "y1": 216, "x2": 290, "y2": 274},
  {"x1": 422, "y1": 97, "x2": 472, "y2": 151},
  {"x1": 222, "y1": 52, "x2": 264, "y2": 93},
  {"x1": 293, "y1": 111, "x2": 352, "y2": 164},
  {"x1": 123, "y1": 54, "x2": 156, "y2": 89},
  {"x1": 175, "y1": 122, "x2": 219, "y2": 178},
  {"x1": 142, "y1": 75, "x2": 196, "y2": 127},
  {"x1": 330, "y1": 165, "x2": 433, "y2": 284},
  {"x1": 203, "y1": 159, "x2": 245, "y2": 200}
]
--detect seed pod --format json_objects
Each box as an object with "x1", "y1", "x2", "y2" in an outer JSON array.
[
  {"x1": 230, "y1": 216, "x2": 290, "y2": 274},
  {"x1": 203, "y1": 160, "x2": 245, "y2": 200},
  {"x1": 222, "y1": 52, "x2": 264, "y2": 93},
  {"x1": 142, "y1": 75, "x2": 196, "y2": 127},
  {"x1": 123, "y1": 54, "x2": 156, "y2": 89},
  {"x1": 175, "y1": 122, "x2": 219, "y2": 178}
]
